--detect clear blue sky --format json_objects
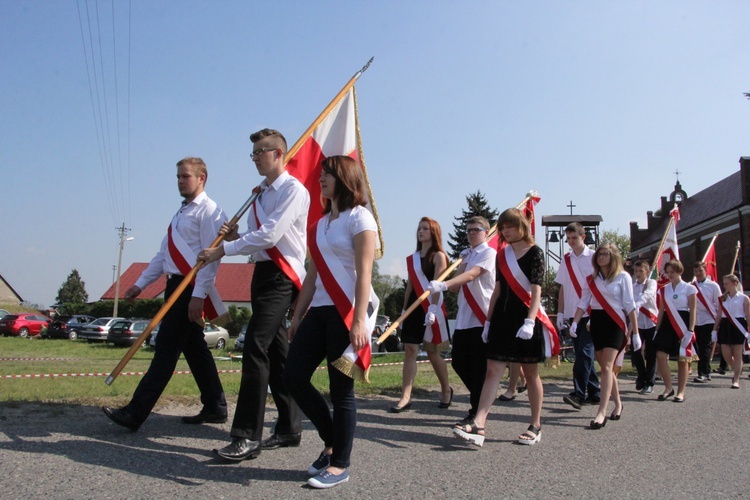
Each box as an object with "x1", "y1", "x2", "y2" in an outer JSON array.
[{"x1": 2, "y1": 1, "x2": 748, "y2": 307}]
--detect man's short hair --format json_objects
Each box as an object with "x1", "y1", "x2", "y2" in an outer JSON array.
[
  {"x1": 565, "y1": 222, "x2": 585, "y2": 236},
  {"x1": 693, "y1": 261, "x2": 707, "y2": 270},
  {"x1": 176, "y1": 157, "x2": 207, "y2": 182},
  {"x1": 634, "y1": 260, "x2": 651, "y2": 271},
  {"x1": 466, "y1": 216, "x2": 490, "y2": 231},
  {"x1": 249, "y1": 128, "x2": 288, "y2": 153}
]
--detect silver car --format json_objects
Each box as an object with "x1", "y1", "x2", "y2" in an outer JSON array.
[
  {"x1": 77, "y1": 317, "x2": 126, "y2": 342},
  {"x1": 150, "y1": 322, "x2": 229, "y2": 350}
]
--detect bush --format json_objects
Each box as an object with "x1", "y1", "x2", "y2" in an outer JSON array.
[{"x1": 226, "y1": 305, "x2": 252, "y2": 337}]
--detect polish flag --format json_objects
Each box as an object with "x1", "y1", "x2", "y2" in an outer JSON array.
[
  {"x1": 656, "y1": 205, "x2": 680, "y2": 287},
  {"x1": 703, "y1": 239, "x2": 718, "y2": 282}
]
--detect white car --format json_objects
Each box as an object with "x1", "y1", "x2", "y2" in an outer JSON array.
[{"x1": 149, "y1": 322, "x2": 229, "y2": 350}]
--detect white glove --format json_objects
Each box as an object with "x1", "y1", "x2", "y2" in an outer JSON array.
[
  {"x1": 711, "y1": 330, "x2": 718, "y2": 343},
  {"x1": 427, "y1": 280, "x2": 447, "y2": 294},
  {"x1": 556, "y1": 314, "x2": 565, "y2": 330},
  {"x1": 680, "y1": 332, "x2": 694, "y2": 350},
  {"x1": 632, "y1": 332, "x2": 642, "y2": 351},
  {"x1": 569, "y1": 321, "x2": 578, "y2": 338},
  {"x1": 425, "y1": 304, "x2": 438, "y2": 326},
  {"x1": 481, "y1": 322, "x2": 490, "y2": 343},
  {"x1": 516, "y1": 318, "x2": 535, "y2": 340}
]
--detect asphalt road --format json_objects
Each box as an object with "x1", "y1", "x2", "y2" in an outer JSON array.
[{"x1": 1, "y1": 373, "x2": 748, "y2": 499}]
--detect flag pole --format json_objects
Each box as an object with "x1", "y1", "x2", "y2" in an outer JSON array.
[
  {"x1": 105, "y1": 58, "x2": 375, "y2": 386},
  {"x1": 731, "y1": 240, "x2": 741, "y2": 274},
  {"x1": 701, "y1": 232, "x2": 719, "y2": 261},
  {"x1": 376, "y1": 191, "x2": 538, "y2": 346}
]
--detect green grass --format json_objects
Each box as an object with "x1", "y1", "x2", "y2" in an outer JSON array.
[{"x1": 0, "y1": 337, "x2": 649, "y2": 406}]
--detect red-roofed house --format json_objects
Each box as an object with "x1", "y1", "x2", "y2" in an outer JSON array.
[{"x1": 101, "y1": 263, "x2": 254, "y2": 309}]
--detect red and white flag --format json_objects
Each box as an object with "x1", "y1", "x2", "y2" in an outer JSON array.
[
  {"x1": 703, "y1": 237, "x2": 718, "y2": 282},
  {"x1": 656, "y1": 205, "x2": 680, "y2": 287},
  {"x1": 285, "y1": 88, "x2": 382, "y2": 252},
  {"x1": 285, "y1": 86, "x2": 382, "y2": 382}
]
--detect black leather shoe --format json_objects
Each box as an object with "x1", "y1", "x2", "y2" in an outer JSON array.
[
  {"x1": 102, "y1": 406, "x2": 140, "y2": 432},
  {"x1": 213, "y1": 438, "x2": 261, "y2": 461},
  {"x1": 182, "y1": 408, "x2": 228, "y2": 424},
  {"x1": 261, "y1": 432, "x2": 302, "y2": 450}
]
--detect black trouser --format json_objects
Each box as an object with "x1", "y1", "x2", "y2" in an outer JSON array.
[
  {"x1": 126, "y1": 276, "x2": 226, "y2": 423},
  {"x1": 231, "y1": 261, "x2": 300, "y2": 441},
  {"x1": 631, "y1": 326, "x2": 656, "y2": 388},
  {"x1": 451, "y1": 327, "x2": 487, "y2": 418},
  {"x1": 694, "y1": 324, "x2": 714, "y2": 376},
  {"x1": 284, "y1": 306, "x2": 356, "y2": 469}
]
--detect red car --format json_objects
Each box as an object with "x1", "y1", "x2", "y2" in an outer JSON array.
[{"x1": 0, "y1": 313, "x2": 52, "y2": 337}]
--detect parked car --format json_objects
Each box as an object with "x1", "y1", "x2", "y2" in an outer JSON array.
[
  {"x1": 234, "y1": 324, "x2": 247, "y2": 351},
  {"x1": 150, "y1": 322, "x2": 229, "y2": 350},
  {"x1": 0, "y1": 309, "x2": 9, "y2": 319},
  {"x1": 372, "y1": 314, "x2": 401, "y2": 353},
  {"x1": 44, "y1": 315, "x2": 97, "y2": 340},
  {"x1": 77, "y1": 317, "x2": 126, "y2": 342},
  {"x1": 107, "y1": 319, "x2": 153, "y2": 347},
  {"x1": 0, "y1": 313, "x2": 52, "y2": 337}
]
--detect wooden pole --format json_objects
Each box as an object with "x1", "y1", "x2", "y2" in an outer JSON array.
[
  {"x1": 376, "y1": 192, "x2": 537, "y2": 345},
  {"x1": 105, "y1": 58, "x2": 375, "y2": 386},
  {"x1": 731, "y1": 240, "x2": 741, "y2": 274}
]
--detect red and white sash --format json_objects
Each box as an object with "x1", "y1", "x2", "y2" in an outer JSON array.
[
  {"x1": 461, "y1": 283, "x2": 487, "y2": 324},
  {"x1": 167, "y1": 223, "x2": 226, "y2": 321},
  {"x1": 693, "y1": 281, "x2": 716, "y2": 320},
  {"x1": 659, "y1": 287, "x2": 695, "y2": 358},
  {"x1": 565, "y1": 252, "x2": 587, "y2": 299},
  {"x1": 406, "y1": 252, "x2": 450, "y2": 347},
  {"x1": 587, "y1": 275, "x2": 628, "y2": 353},
  {"x1": 251, "y1": 196, "x2": 305, "y2": 290},
  {"x1": 497, "y1": 245, "x2": 560, "y2": 357},
  {"x1": 719, "y1": 300, "x2": 750, "y2": 353},
  {"x1": 639, "y1": 306, "x2": 659, "y2": 324},
  {"x1": 309, "y1": 217, "x2": 379, "y2": 381}
]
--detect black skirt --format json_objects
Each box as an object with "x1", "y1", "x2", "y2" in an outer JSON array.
[
  {"x1": 654, "y1": 310, "x2": 688, "y2": 357},
  {"x1": 590, "y1": 309, "x2": 626, "y2": 351},
  {"x1": 718, "y1": 317, "x2": 748, "y2": 346}
]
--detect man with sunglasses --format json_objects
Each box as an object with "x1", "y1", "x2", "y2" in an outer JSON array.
[
  {"x1": 201, "y1": 128, "x2": 309, "y2": 461},
  {"x1": 428, "y1": 216, "x2": 496, "y2": 427}
]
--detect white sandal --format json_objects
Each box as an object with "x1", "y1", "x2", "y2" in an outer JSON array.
[{"x1": 517, "y1": 425, "x2": 541, "y2": 446}]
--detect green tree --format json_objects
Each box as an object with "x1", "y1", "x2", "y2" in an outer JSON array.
[
  {"x1": 56, "y1": 269, "x2": 89, "y2": 304},
  {"x1": 447, "y1": 191, "x2": 499, "y2": 259},
  {"x1": 371, "y1": 261, "x2": 403, "y2": 315},
  {"x1": 601, "y1": 229, "x2": 630, "y2": 258}
]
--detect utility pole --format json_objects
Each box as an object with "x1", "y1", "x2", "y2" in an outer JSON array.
[{"x1": 113, "y1": 223, "x2": 133, "y2": 318}]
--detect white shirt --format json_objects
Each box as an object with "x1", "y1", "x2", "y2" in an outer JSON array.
[
  {"x1": 555, "y1": 246, "x2": 594, "y2": 318},
  {"x1": 311, "y1": 206, "x2": 378, "y2": 306},
  {"x1": 722, "y1": 292, "x2": 747, "y2": 319},
  {"x1": 692, "y1": 278, "x2": 721, "y2": 326},
  {"x1": 663, "y1": 280, "x2": 697, "y2": 311},
  {"x1": 135, "y1": 191, "x2": 226, "y2": 299},
  {"x1": 455, "y1": 242, "x2": 497, "y2": 330},
  {"x1": 633, "y1": 278, "x2": 658, "y2": 329},
  {"x1": 223, "y1": 171, "x2": 309, "y2": 264},
  {"x1": 577, "y1": 271, "x2": 636, "y2": 315}
]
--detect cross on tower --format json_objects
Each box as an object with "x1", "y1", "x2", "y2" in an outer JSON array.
[
  {"x1": 673, "y1": 169, "x2": 681, "y2": 183},
  {"x1": 567, "y1": 200, "x2": 576, "y2": 216}
]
